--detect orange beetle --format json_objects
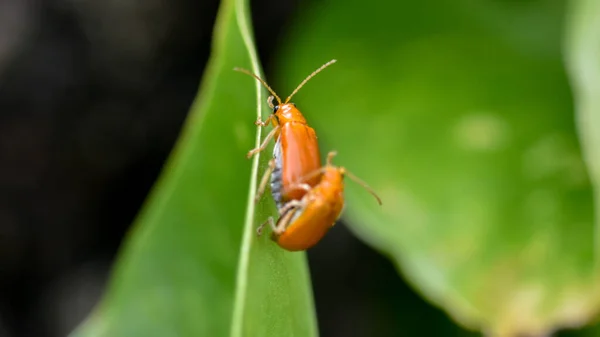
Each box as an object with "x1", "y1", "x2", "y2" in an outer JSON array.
[
  {"x1": 234, "y1": 60, "x2": 336, "y2": 209},
  {"x1": 257, "y1": 151, "x2": 382, "y2": 251}
]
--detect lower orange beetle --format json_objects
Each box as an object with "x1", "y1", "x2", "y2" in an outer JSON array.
[{"x1": 257, "y1": 151, "x2": 382, "y2": 251}]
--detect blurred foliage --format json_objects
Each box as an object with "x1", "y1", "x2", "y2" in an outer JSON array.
[
  {"x1": 70, "y1": 0, "x2": 316, "y2": 336},
  {"x1": 273, "y1": 0, "x2": 600, "y2": 335},
  {"x1": 566, "y1": 0, "x2": 600, "y2": 248}
]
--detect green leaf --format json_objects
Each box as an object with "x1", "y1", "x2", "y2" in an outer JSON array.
[
  {"x1": 566, "y1": 0, "x2": 600, "y2": 254},
  {"x1": 69, "y1": 0, "x2": 317, "y2": 336},
  {"x1": 272, "y1": 0, "x2": 600, "y2": 335}
]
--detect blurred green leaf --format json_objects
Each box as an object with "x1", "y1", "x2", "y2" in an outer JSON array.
[
  {"x1": 566, "y1": 0, "x2": 600, "y2": 256},
  {"x1": 559, "y1": 320, "x2": 600, "y2": 337},
  {"x1": 274, "y1": 0, "x2": 600, "y2": 335},
  {"x1": 70, "y1": 0, "x2": 317, "y2": 336}
]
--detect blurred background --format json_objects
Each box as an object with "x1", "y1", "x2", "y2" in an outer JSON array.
[{"x1": 1, "y1": 0, "x2": 599, "y2": 336}]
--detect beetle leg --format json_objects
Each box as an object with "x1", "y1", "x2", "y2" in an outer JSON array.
[
  {"x1": 267, "y1": 95, "x2": 275, "y2": 110},
  {"x1": 254, "y1": 114, "x2": 275, "y2": 127},
  {"x1": 286, "y1": 183, "x2": 312, "y2": 195},
  {"x1": 257, "y1": 217, "x2": 275, "y2": 236},
  {"x1": 277, "y1": 199, "x2": 304, "y2": 216},
  {"x1": 258, "y1": 199, "x2": 304, "y2": 237},
  {"x1": 271, "y1": 198, "x2": 308, "y2": 236},
  {"x1": 247, "y1": 125, "x2": 280, "y2": 159},
  {"x1": 272, "y1": 204, "x2": 302, "y2": 236},
  {"x1": 255, "y1": 159, "x2": 276, "y2": 204}
]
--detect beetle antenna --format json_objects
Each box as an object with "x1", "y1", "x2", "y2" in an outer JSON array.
[
  {"x1": 284, "y1": 59, "x2": 337, "y2": 103},
  {"x1": 326, "y1": 151, "x2": 338, "y2": 165},
  {"x1": 233, "y1": 67, "x2": 282, "y2": 105},
  {"x1": 295, "y1": 150, "x2": 338, "y2": 183},
  {"x1": 341, "y1": 169, "x2": 382, "y2": 206},
  {"x1": 299, "y1": 150, "x2": 381, "y2": 205},
  {"x1": 294, "y1": 167, "x2": 327, "y2": 185}
]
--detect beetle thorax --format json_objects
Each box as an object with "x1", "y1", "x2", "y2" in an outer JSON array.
[
  {"x1": 321, "y1": 168, "x2": 344, "y2": 192},
  {"x1": 276, "y1": 103, "x2": 307, "y2": 124}
]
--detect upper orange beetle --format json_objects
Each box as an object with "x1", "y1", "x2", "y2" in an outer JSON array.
[
  {"x1": 258, "y1": 151, "x2": 382, "y2": 251},
  {"x1": 234, "y1": 60, "x2": 336, "y2": 209}
]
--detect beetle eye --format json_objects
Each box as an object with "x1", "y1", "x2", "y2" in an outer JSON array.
[
  {"x1": 291, "y1": 103, "x2": 296, "y2": 107},
  {"x1": 273, "y1": 105, "x2": 279, "y2": 113}
]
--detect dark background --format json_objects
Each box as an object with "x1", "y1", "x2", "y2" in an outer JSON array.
[{"x1": 0, "y1": 0, "x2": 593, "y2": 336}]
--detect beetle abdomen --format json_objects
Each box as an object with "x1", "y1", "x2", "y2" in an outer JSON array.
[{"x1": 270, "y1": 137, "x2": 284, "y2": 210}]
